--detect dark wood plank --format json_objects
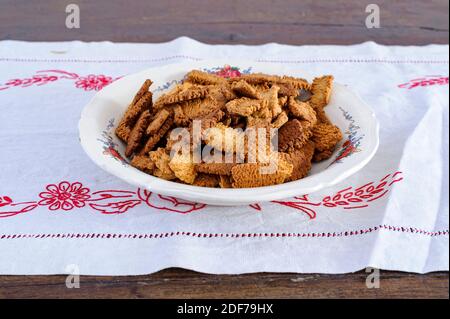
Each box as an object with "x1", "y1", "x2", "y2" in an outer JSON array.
[
  {"x1": 0, "y1": 270, "x2": 448, "y2": 299},
  {"x1": 0, "y1": 0, "x2": 448, "y2": 45}
]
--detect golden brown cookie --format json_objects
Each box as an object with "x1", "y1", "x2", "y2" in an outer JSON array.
[
  {"x1": 226, "y1": 98, "x2": 264, "y2": 117},
  {"x1": 125, "y1": 110, "x2": 152, "y2": 157},
  {"x1": 173, "y1": 105, "x2": 191, "y2": 127},
  {"x1": 176, "y1": 96, "x2": 220, "y2": 122},
  {"x1": 131, "y1": 79, "x2": 153, "y2": 105},
  {"x1": 230, "y1": 153, "x2": 293, "y2": 188},
  {"x1": 168, "y1": 151, "x2": 197, "y2": 184},
  {"x1": 192, "y1": 173, "x2": 220, "y2": 187},
  {"x1": 311, "y1": 123, "x2": 342, "y2": 152},
  {"x1": 271, "y1": 111, "x2": 289, "y2": 129},
  {"x1": 130, "y1": 154, "x2": 155, "y2": 174},
  {"x1": 140, "y1": 115, "x2": 174, "y2": 155},
  {"x1": 315, "y1": 107, "x2": 331, "y2": 124},
  {"x1": 288, "y1": 97, "x2": 317, "y2": 127},
  {"x1": 149, "y1": 148, "x2": 176, "y2": 180},
  {"x1": 259, "y1": 85, "x2": 281, "y2": 118},
  {"x1": 115, "y1": 91, "x2": 153, "y2": 142},
  {"x1": 278, "y1": 96, "x2": 288, "y2": 108},
  {"x1": 231, "y1": 80, "x2": 260, "y2": 99},
  {"x1": 188, "y1": 109, "x2": 226, "y2": 149},
  {"x1": 236, "y1": 73, "x2": 280, "y2": 85},
  {"x1": 278, "y1": 119, "x2": 313, "y2": 152},
  {"x1": 249, "y1": 82, "x2": 271, "y2": 94},
  {"x1": 184, "y1": 70, "x2": 227, "y2": 86},
  {"x1": 246, "y1": 113, "x2": 272, "y2": 128},
  {"x1": 313, "y1": 148, "x2": 334, "y2": 162},
  {"x1": 218, "y1": 175, "x2": 232, "y2": 188},
  {"x1": 207, "y1": 85, "x2": 236, "y2": 110},
  {"x1": 285, "y1": 140, "x2": 315, "y2": 182},
  {"x1": 154, "y1": 83, "x2": 209, "y2": 109},
  {"x1": 276, "y1": 82, "x2": 298, "y2": 97},
  {"x1": 310, "y1": 75, "x2": 333, "y2": 109},
  {"x1": 147, "y1": 108, "x2": 171, "y2": 135},
  {"x1": 203, "y1": 123, "x2": 246, "y2": 157},
  {"x1": 280, "y1": 75, "x2": 310, "y2": 90},
  {"x1": 196, "y1": 163, "x2": 236, "y2": 175}
]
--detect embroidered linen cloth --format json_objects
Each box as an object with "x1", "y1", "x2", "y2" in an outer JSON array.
[{"x1": 0, "y1": 38, "x2": 448, "y2": 275}]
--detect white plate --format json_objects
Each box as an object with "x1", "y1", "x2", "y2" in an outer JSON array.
[{"x1": 79, "y1": 60, "x2": 379, "y2": 206}]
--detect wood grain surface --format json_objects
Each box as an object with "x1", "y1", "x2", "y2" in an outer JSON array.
[
  {"x1": 0, "y1": 0, "x2": 448, "y2": 299},
  {"x1": 0, "y1": 269, "x2": 448, "y2": 299},
  {"x1": 0, "y1": 0, "x2": 448, "y2": 45}
]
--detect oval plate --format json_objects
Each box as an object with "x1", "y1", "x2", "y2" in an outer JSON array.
[{"x1": 79, "y1": 60, "x2": 379, "y2": 206}]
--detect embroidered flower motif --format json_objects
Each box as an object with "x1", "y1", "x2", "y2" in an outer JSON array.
[
  {"x1": 398, "y1": 75, "x2": 449, "y2": 89},
  {"x1": 38, "y1": 182, "x2": 91, "y2": 211},
  {"x1": 213, "y1": 65, "x2": 242, "y2": 78},
  {"x1": 75, "y1": 74, "x2": 114, "y2": 91}
]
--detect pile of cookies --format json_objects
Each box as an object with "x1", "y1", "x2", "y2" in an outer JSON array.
[{"x1": 115, "y1": 69, "x2": 342, "y2": 188}]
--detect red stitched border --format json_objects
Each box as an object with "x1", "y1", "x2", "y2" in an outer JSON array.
[
  {"x1": 0, "y1": 225, "x2": 448, "y2": 239},
  {"x1": 0, "y1": 56, "x2": 448, "y2": 64}
]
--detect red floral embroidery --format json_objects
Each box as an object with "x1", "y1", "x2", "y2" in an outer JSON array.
[
  {"x1": 0, "y1": 70, "x2": 118, "y2": 91},
  {"x1": 250, "y1": 171, "x2": 404, "y2": 219},
  {"x1": 0, "y1": 196, "x2": 13, "y2": 208},
  {"x1": 0, "y1": 194, "x2": 38, "y2": 218},
  {"x1": 0, "y1": 66, "x2": 247, "y2": 92},
  {"x1": 398, "y1": 75, "x2": 449, "y2": 89},
  {"x1": 1, "y1": 172, "x2": 403, "y2": 218},
  {"x1": 75, "y1": 74, "x2": 114, "y2": 91},
  {"x1": 38, "y1": 181, "x2": 91, "y2": 211},
  {"x1": 0, "y1": 182, "x2": 206, "y2": 217},
  {"x1": 272, "y1": 195, "x2": 321, "y2": 219},
  {"x1": 212, "y1": 65, "x2": 242, "y2": 78},
  {"x1": 249, "y1": 203, "x2": 262, "y2": 211},
  {"x1": 137, "y1": 189, "x2": 206, "y2": 214},
  {"x1": 0, "y1": 203, "x2": 38, "y2": 218}
]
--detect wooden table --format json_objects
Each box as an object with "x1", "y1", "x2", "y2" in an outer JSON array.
[{"x1": 0, "y1": 0, "x2": 448, "y2": 299}]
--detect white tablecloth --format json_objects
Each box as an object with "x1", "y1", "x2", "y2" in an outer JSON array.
[{"x1": 0, "y1": 38, "x2": 448, "y2": 275}]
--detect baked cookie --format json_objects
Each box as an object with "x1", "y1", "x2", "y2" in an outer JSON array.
[
  {"x1": 130, "y1": 154, "x2": 155, "y2": 174},
  {"x1": 125, "y1": 110, "x2": 152, "y2": 157},
  {"x1": 271, "y1": 111, "x2": 289, "y2": 129},
  {"x1": 154, "y1": 83, "x2": 209, "y2": 109},
  {"x1": 185, "y1": 70, "x2": 227, "y2": 86},
  {"x1": 168, "y1": 151, "x2": 197, "y2": 184},
  {"x1": 149, "y1": 148, "x2": 176, "y2": 180},
  {"x1": 231, "y1": 80, "x2": 260, "y2": 99},
  {"x1": 192, "y1": 173, "x2": 220, "y2": 187},
  {"x1": 310, "y1": 75, "x2": 333, "y2": 110},
  {"x1": 196, "y1": 162, "x2": 236, "y2": 175},
  {"x1": 278, "y1": 119, "x2": 313, "y2": 152},
  {"x1": 226, "y1": 98, "x2": 264, "y2": 117},
  {"x1": 116, "y1": 91, "x2": 153, "y2": 142},
  {"x1": 285, "y1": 140, "x2": 315, "y2": 182},
  {"x1": 140, "y1": 115, "x2": 174, "y2": 155},
  {"x1": 230, "y1": 153, "x2": 293, "y2": 188},
  {"x1": 311, "y1": 123, "x2": 342, "y2": 152},
  {"x1": 288, "y1": 97, "x2": 317, "y2": 127}
]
